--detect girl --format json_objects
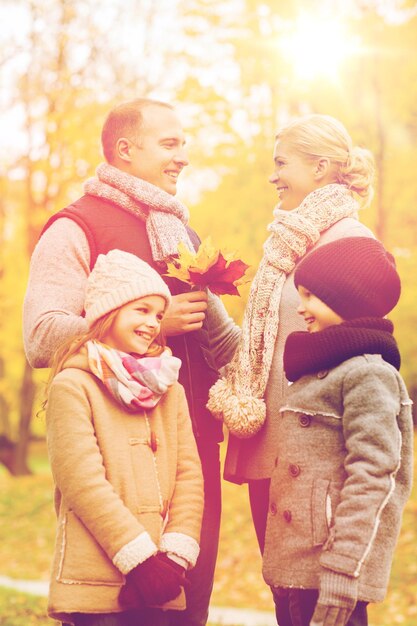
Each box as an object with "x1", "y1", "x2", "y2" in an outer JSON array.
[
  {"x1": 262, "y1": 237, "x2": 413, "y2": 626},
  {"x1": 45, "y1": 249, "x2": 204, "y2": 626},
  {"x1": 208, "y1": 113, "x2": 376, "y2": 554}
]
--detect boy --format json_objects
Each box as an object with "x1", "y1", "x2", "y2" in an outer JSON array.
[{"x1": 262, "y1": 237, "x2": 413, "y2": 626}]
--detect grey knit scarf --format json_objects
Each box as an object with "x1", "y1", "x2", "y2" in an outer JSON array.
[
  {"x1": 207, "y1": 184, "x2": 359, "y2": 438},
  {"x1": 84, "y1": 163, "x2": 194, "y2": 261}
]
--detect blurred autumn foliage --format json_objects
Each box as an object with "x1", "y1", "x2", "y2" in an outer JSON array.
[{"x1": 1, "y1": 0, "x2": 417, "y2": 473}]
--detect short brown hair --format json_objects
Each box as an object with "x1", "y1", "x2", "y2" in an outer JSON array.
[{"x1": 101, "y1": 98, "x2": 174, "y2": 163}]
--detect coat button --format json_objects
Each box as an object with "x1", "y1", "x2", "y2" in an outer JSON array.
[
  {"x1": 317, "y1": 370, "x2": 328, "y2": 379},
  {"x1": 270, "y1": 502, "x2": 278, "y2": 515},
  {"x1": 283, "y1": 510, "x2": 292, "y2": 523},
  {"x1": 289, "y1": 463, "x2": 301, "y2": 477},
  {"x1": 299, "y1": 414, "x2": 311, "y2": 427}
]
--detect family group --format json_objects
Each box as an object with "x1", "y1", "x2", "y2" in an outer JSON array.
[{"x1": 23, "y1": 98, "x2": 413, "y2": 626}]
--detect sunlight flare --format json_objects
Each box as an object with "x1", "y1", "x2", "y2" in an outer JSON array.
[{"x1": 281, "y1": 14, "x2": 362, "y2": 81}]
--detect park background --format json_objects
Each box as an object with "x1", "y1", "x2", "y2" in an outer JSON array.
[{"x1": 0, "y1": 0, "x2": 416, "y2": 624}]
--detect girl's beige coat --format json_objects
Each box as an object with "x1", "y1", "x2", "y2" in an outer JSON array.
[{"x1": 46, "y1": 350, "x2": 203, "y2": 622}]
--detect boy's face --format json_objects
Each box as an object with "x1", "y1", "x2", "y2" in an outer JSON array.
[{"x1": 297, "y1": 285, "x2": 344, "y2": 333}]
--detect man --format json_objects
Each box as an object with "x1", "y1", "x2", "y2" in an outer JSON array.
[{"x1": 23, "y1": 98, "x2": 240, "y2": 626}]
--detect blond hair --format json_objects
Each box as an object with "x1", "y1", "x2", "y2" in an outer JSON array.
[
  {"x1": 277, "y1": 114, "x2": 375, "y2": 206},
  {"x1": 101, "y1": 98, "x2": 174, "y2": 163},
  {"x1": 43, "y1": 310, "x2": 166, "y2": 407}
]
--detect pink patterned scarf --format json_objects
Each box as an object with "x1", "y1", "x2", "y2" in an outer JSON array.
[{"x1": 87, "y1": 340, "x2": 181, "y2": 411}]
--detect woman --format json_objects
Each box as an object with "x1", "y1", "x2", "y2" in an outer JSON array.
[{"x1": 208, "y1": 113, "x2": 376, "y2": 553}]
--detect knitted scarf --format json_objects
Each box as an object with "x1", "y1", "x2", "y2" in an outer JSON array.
[
  {"x1": 284, "y1": 318, "x2": 400, "y2": 382},
  {"x1": 84, "y1": 163, "x2": 194, "y2": 261},
  {"x1": 207, "y1": 184, "x2": 359, "y2": 439},
  {"x1": 87, "y1": 340, "x2": 181, "y2": 411}
]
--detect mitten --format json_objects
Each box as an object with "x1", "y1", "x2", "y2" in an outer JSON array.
[
  {"x1": 121, "y1": 554, "x2": 186, "y2": 606},
  {"x1": 155, "y1": 551, "x2": 187, "y2": 576},
  {"x1": 119, "y1": 578, "x2": 143, "y2": 609}
]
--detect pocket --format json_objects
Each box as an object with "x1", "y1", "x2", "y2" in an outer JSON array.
[
  {"x1": 311, "y1": 478, "x2": 331, "y2": 547},
  {"x1": 57, "y1": 510, "x2": 123, "y2": 586}
]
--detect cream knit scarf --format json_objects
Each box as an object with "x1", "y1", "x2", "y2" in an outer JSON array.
[
  {"x1": 207, "y1": 184, "x2": 359, "y2": 438},
  {"x1": 84, "y1": 163, "x2": 194, "y2": 261}
]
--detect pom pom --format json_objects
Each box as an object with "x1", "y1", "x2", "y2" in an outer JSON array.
[{"x1": 207, "y1": 378, "x2": 266, "y2": 439}]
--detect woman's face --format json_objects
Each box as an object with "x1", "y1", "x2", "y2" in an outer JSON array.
[{"x1": 269, "y1": 139, "x2": 319, "y2": 211}]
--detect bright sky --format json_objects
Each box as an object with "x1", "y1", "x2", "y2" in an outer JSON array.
[{"x1": 0, "y1": 0, "x2": 414, "y2": 170}]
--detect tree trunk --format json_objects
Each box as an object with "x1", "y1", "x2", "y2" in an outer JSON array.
[
  {"x1": 0, "y1": 436, "x2": 16, "y2": 474},
  {"x1": 13, "y1": 360, "x2": 36, "y2": 475},
  {"x1": 0, "y1": 356, "x2": 11, "y2": 436}
]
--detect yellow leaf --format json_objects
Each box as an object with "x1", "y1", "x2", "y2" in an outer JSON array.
[
  {"x1": 190, "y1": 237, "x2": 219, "y2": 273},
  {"x1": 176, "y1": 241, "x2": 196, "y2": 267},
  {"x1": 165, "y1": 262, "x2": 192, "y2": 283},
  {"x1": 222, "y1": 247, "x2": 238, "y2": 264}
]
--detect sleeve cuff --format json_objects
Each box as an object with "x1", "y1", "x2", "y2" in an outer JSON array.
[
  {"x1": 159, "y1": 532, "x2": 200, "y2": 568},
  {"x1": 112, "y1": 532, "x2": 157, "y2": 574},
  {"x1": 166, "y1": 552, "x2": 189, "y2": 570},
  {"x1": 318, "y1": 568, "x2": 359, "y2": 609}
]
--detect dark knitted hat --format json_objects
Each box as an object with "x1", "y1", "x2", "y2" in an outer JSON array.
[{"x1": 294, "y1": 237, "x2": 401, "y2": 320}]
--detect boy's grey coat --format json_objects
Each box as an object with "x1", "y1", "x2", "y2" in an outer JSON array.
[{"x1": 262, "y1": 354, "x2": 413, "y2": 603}]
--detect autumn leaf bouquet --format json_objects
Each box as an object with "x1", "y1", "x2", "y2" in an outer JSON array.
[{"x1": 165, "y1": 237, "x2": 249, "y2": 296}]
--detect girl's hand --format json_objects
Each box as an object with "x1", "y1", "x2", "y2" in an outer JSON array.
[
  {"x1": 119, "y1": 579, "x2": 143, "y2": 609},
  {"x1": 119, "y1": 554, "x2": 188, "y2": 607}
]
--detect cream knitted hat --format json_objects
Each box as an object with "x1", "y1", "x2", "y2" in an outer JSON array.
[{"x1": 85, "y1": 249, "x2": 171, "y2": 325}]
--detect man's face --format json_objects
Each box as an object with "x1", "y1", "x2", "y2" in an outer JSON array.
[{"x1": 129, "y1": 106, "x2": 189, "y2": 195}]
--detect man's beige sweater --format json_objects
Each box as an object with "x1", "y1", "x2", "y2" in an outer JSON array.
[{"x1": 23, "y1": 218, "x2": 240, "y2": 368}]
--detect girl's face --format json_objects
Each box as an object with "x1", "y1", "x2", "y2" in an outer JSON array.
[
  {"x1": 102, "y1": 295, "x2": 166, "y2": 355},
  {"x1": 297, "y1": 285, "x2": 344, "y2": 333},
  {"x1": 269, "y1": 139, "x2": 319, "y2": 211}
]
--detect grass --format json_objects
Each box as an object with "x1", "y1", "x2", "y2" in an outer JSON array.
[
  {"x1": 0, "y1": 588, "x2": 56, "y2": 626},
  {"x1": 0, "y1": 437, "x2": 416, "y2": 625}
]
